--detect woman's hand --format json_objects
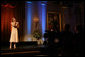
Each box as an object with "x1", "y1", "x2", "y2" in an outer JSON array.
[
  {"x1": 14, "y1": 26, "x2": 17, "y2": 28},
  {"x1": 16, "y1": 22, "x2": 19, "y2": 28}
]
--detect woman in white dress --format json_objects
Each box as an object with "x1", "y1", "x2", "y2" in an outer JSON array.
[{"x1": 9, "y1": 17, "x2": 19, "y2": 49}]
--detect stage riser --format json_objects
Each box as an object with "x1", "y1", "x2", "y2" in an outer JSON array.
[{"x1": 1, "y1": 42, "x2": 37, "y2": 47}]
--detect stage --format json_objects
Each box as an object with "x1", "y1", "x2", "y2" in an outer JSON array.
[{"x1": 0, "y1": 42, "x2": 48, "y2": 56}]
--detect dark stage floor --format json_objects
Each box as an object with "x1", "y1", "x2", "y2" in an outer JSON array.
[
  {"x1": 0, "y1": 42, "x2": 48, "y2": 56},
  {"x1": 1, "y1": 41, "x2": 83, "y2": 56}
]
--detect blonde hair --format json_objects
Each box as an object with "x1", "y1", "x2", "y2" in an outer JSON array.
[{"x1": 12, "y1": 17, "x2": 16, "y2": 22}]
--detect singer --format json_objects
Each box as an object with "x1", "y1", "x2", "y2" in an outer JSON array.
[{"x1": 9, "y1": 17, "x2": 19, "y2": 49}]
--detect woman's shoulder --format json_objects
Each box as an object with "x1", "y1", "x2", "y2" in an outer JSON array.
[
  {"x1": 11, "y1": 22, "x2": 13, "y2": 24},
  {"x1": 11, "y1": 22, "x2": 15, "y2": 25}
]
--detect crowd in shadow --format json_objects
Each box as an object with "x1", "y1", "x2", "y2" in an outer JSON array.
[{"x1": 44, "y1": 24, "x2": 84, "y2": 56}]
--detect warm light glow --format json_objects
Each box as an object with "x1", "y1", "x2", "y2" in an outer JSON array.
[
  {"x1": 59, "y1": 12, "x2": 62, "y2": 32},
  {"x1": 33, "y1": 18, "x2": 39, "y2": 23}
]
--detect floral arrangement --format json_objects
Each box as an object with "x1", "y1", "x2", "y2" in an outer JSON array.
[{"x1": 32, "y1": 30, "x2": 42, "y2": 40}]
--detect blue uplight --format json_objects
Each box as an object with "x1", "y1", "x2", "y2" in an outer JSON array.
[
  {"x1": 41, "y1": 1, "x2": 47, "y2": 6},
  {"x1": 42, "y1": 1, "x2": 46, "y2": 2},
  {"x1": 41, "y1": 2, "x2": 47, "y2": 35},
  {"x1": 41, "y1": 3, "x2": 46, "y2": 6},
  {"x1": 27, "y1": 1, "x2": 32, "y2": 4},
  {"x1": 25, "y1": 1, "x2": 32, "y2": 34}
]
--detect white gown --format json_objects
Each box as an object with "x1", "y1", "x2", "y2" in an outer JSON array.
[{"x1": 10, "y1": 22, "x2": 19, "y2": 43}]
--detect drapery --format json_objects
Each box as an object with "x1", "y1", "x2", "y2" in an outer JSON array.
[{"x1": 1, "y1": 3, "x2": 16, "y2": 42}]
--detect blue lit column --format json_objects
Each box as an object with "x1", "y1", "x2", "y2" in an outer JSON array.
[
  {"x1": 25, "y1": 1, "x2": 32, "y2": 34},
  {"x1": 41, "y1": 1, "x2": 47, "y2": 35}
]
